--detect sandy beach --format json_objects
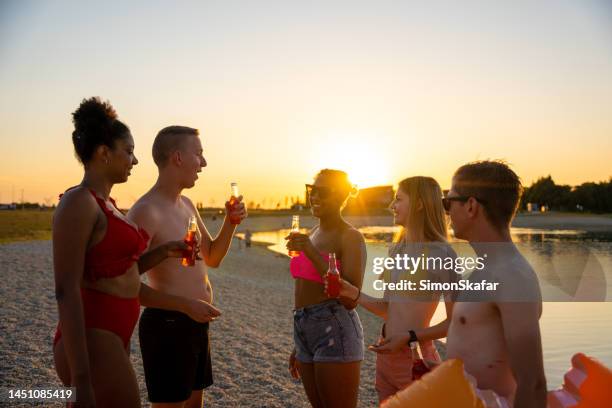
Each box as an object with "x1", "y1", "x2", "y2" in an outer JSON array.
[
  {"x1": 0, "y1": 223, "x2": 384, "y2": 407},
  {"x1": 2, "y1": 212, "x2": 611, "y2": 406}
]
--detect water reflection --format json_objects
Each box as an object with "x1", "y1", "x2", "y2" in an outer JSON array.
[
  {"x1": 238, "y1": 226, "x2": 612, "y2": 388},
  {"x1": 240, "y1": 227, "x2": 612, "y2": 301}
]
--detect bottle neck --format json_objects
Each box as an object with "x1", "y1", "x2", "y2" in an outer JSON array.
[
  {"x1": 188, "y1": 216, "x2": 197, "y2": 232},
  {"x1": 410, "y1": 342, "x2": 420, "y2": 359},
  {"x1": 328, "y1": 254, "x2": 337, "y2": 273}
]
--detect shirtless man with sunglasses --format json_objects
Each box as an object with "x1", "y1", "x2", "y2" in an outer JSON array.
[
  {"x1": 383, "y1": 161, "x2": 546, "y2": 407},
  {"x1": 444, "y1": 161, "x2": 546, "y2": 407}
]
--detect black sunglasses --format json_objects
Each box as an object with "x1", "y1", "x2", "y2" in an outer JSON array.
[
  {"x1": 442, "y1": 196, "x2": 488, "y2": 212},
  {"x1": 306, "y1": 184, "x2": 336, "y2": 199}
]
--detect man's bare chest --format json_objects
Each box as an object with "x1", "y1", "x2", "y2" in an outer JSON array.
[
  {"x1": 152, "y1": 208, "x2": 196, "y2": 246},
  {"x1": 452, "y1": 302, "x2": 498, "y2": 328}
]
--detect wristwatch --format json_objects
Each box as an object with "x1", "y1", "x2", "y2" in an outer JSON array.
[{"x1": 407, "y1": 330, "x2": 418, "y2": 345}]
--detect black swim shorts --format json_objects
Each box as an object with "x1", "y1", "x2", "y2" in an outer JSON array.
[{"x1": 139, "y1": 307, "x2": 214, "y2": 403}]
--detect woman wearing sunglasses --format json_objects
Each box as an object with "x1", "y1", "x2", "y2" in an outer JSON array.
[
  {"x1": 337, "y1": 176, "x2": 457, "y2": 404},
  {"x1": 286, "y1": 169, "x2": 366, "y2": 408}
]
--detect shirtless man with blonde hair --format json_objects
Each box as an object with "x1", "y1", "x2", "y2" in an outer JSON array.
[{"x1": 128, "y1": 126, "x2": 246, "y2": 408}]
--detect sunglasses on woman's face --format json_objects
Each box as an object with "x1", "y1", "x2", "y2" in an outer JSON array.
[
  {"x1": 306, "y1": 184, "x2": 336, "y2": 199},
  {"x1": 442, "y1": 196, "x2": 488, "y2": 212}
]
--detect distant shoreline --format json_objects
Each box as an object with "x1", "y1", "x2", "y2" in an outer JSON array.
[
  {"x1": 210, "y1": 211, "x2": 612, "y2": 235},
  {"x1": 512, "y1": 212, "x2": 612, "y2": 232},
  {"x1": 1, "y1": 210, "x2": 612, "y2": 244}
]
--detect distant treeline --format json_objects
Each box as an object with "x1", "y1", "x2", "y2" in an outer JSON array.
[
  {"x1": 0, "y1": 202, "x2": 52, "y2": 210},
  {"x1": 520, "y1": 176, "x2": 612, "y2": 213}
]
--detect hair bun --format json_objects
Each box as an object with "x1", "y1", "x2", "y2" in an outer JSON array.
[
  {"x1": 70, "y1": 97, "x2": 128, "y2": 164},
  {"x1": 72, "y1": 97, "x2": 117, "y2": 135}
]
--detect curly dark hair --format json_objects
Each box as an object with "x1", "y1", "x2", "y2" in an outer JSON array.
[{"x1": 71, "y1": 97, "x2": 130, "y2": 164}]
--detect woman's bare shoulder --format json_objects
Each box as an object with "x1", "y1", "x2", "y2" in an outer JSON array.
[
  {"x1": 340, "y1": 224, "x2": 365, "y2": 247},
  {"x1": 54, "y1": 186, "x2": 99, "y2": 229},
  {"x1": 56, "y1": 186, "x2": 97, "y2": 212}
]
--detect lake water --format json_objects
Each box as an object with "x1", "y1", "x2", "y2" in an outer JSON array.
[{"x1": 239, "y1": 227, "x2": 612, "y2": 388}]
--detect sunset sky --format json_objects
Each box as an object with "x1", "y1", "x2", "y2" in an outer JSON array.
[{"x1": 1, "y1": 1, "x2": 611, "y2": 208}]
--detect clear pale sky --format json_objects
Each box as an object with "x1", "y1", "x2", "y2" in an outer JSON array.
[{"x1": 1, "y1": 1, "x2": 611, "y2": 208}]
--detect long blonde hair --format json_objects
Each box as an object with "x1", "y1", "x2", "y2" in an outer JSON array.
[{"x1": 394, "y1": 176, "x2": 447, "y2": 243}]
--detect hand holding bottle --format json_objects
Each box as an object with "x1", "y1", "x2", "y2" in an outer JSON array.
[
  {"x1": 285, "y1": 232, "x2": 316, "y2": 257},
  {"x1": 410, "y1": 341, "x2": 431, "y2": 380},
  {"x1": 182, "y1": 216, "x2": 198, "y2": 267},
  {"x1": 288, "y1": 215, "x2": 300, "y2": 257},
  {"x1": 325, "y1": 253, "x2": 341, "y2": 298},
  {"x1": 226, "y1": 182, "x2": 247, "y2": 225},
  {"x1": 160, "y1": 240, "x2": 187, "y2": 257}
]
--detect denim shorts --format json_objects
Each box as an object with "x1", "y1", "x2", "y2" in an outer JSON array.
[{"x1": 293, "y1": 299, "x2": 364, "y2": 363}]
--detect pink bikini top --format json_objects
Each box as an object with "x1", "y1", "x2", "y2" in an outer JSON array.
[{"x1": 289, "y1": 252, "x2": 342, "y2": 285}]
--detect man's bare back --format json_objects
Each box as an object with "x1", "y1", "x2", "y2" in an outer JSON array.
[{"x1": 129, "y1": 190, "x2": 212, "y2": 303}]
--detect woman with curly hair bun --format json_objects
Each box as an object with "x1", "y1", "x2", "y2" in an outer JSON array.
[{"x1": 52, "y1": 97, "x2": 186, "y2": 407}]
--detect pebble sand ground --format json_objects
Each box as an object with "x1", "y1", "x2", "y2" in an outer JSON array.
[{"x1": 0, "y1": 239, "x2": 382, "y2": 407}]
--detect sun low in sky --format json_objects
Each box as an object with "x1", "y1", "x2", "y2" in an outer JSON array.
[
  {"x1": 0, "y1": 1, "x2": 611, "y2": 208},
  {"x1": 311, "y1": 131, "x2": 391, "y2": 189}
]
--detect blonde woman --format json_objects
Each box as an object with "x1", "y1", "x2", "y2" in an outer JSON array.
[{"x1": 337, "y1": 176, "x2": 457, "y2": 403}]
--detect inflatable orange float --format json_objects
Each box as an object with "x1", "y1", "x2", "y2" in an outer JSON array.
[
  {"x1": 381, "y1": 359, "x2": 487, "y2": 408},
  {"x1": 382, "y1": 353, "x2": 612, "y2": 407},
  {"x1": 548, "y1": 353, "x2": 612, "y2": 408}
]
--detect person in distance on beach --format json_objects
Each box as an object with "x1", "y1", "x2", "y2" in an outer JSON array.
[{"x1": 286, "y1": 169, "x2": 366, "y2": 408}]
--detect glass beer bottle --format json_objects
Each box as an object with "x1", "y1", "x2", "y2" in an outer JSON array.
[
  {"x1": 410, "y1": 341, "x2": 430, "y2": 380},
  {"x1": 229, "y1": 182, "x2": 241, "y2": 225},
  {"x1": 325, "y1": 253, "x2": 341, "y2": 298},
  {"x1": 288, "y1": 215, "x2": 300, "y2": 257},
  {"x1": 182, "y1": 215, "x2": 198, "y2": 267}
]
